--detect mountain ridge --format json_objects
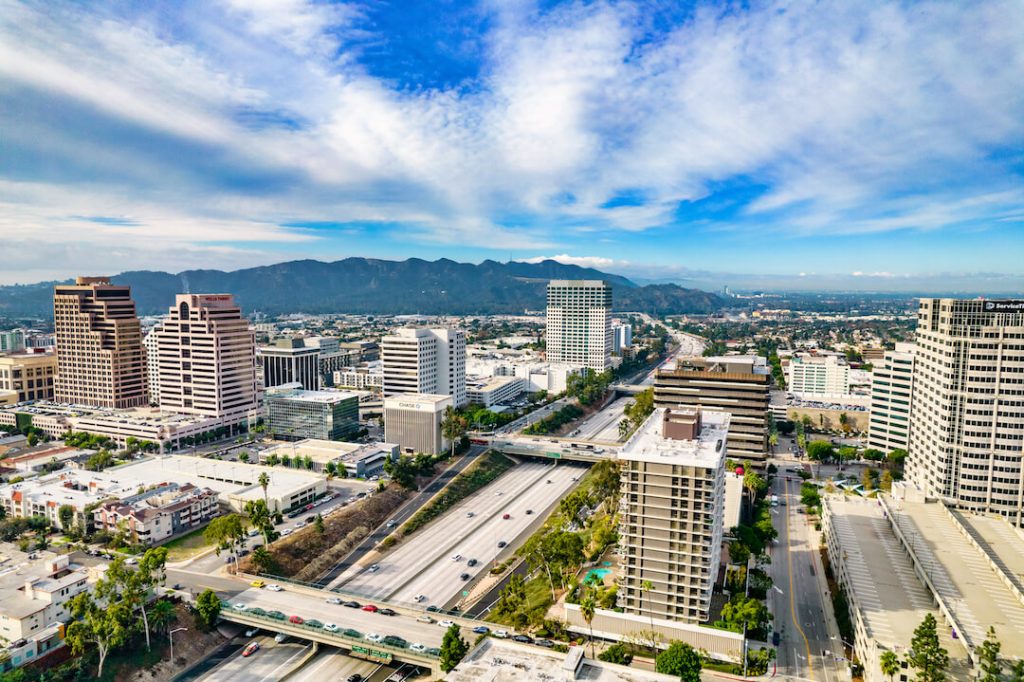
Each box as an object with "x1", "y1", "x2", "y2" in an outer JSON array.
[{"x1": 0, "y1": 258, "x2": 722, "y2": 318}]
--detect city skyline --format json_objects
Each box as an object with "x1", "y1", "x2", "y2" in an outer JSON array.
[{"x1": 2, "y1": 1, "x2": 1023, "y2": 288}]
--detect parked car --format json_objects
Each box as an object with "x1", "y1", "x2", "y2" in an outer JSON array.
[
  {"x1": 242, "y1": 641, "x2": 260, "y2": 657},
  {"x1": 295, "y1": 522, "x2": 306, "y2": 529},
  {"x1": 472, "y1": 626, "x2": 490, "y2": 634},
  {"x1": 305, "y1": 515, "x2": 315, "y2": 523},
  {"x1": 513, "y1": 634, "x2": 533, "y2": 644},
  {"x1": 492, "y1": 630, "x2": 509, "y2": 639},
  {"x1": 536, "y1": 638, "x2": 555, "y2": 648},
  {"x1": 247, "y1": 528, "x2": 260, "y2": 537}
]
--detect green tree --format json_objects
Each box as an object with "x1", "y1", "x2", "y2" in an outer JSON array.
[
  {"x1": 58, "y1": 504, "x2": 75, "y2": 531},
  {"x1": 1009, "y1": 660, "x2": 1024, "y2": 682},
  {"x1": 641, "y1": 579, "x2": 655, "y2": 654},
  {"x1": 441, "y1": 406, "x2": 469, "y2": 459},
  {"x1": 245, "y1": 499, "x2": 275, "y2": 545},
  {"x1": 907, "y1": 613, "x2": 949, "y2": 682},
  {"x1": 881, "y1": 469, "x2": 894, "y2": 492},
  {"x1": 580, "y1": 591, "x2": 597, "y2": 658},
  {"x1": 978, "y1": 626, "x2": 1002, "y2": 682},
  {"x1": 325, "y1": 461, "x2": 337, "y2": 478},
  {"x1": 204, "y1": 514, "x2": 246, "y2": 564},
  {"x1": 439, "y1": 623, "x2": 469, "y2": 673},
  {"x1": 721, "y1": 596, "x2": 770, "y2": 634},
  {"x1": 251, "y1": 545, "x2": 276, "y2": 574},
  {"x1": 65, "y1": 591, "x2": 131, "y2": 678},
  {"x1": 239, "y1": 451, "x2": 249, "y2": 463},
  {"x1": 655, "y1": 641, "x2": 702, "y2": 682},
  {"x1": 806, "y1": 440, "x2": 836, "y2": 463},
  {"x1": 598, "y1": 642, "x2": 633, "y2": 665},
  {"x1": 861, "y1": 467, "x2": 875, "y2": 492},
  {"x1": 314, "y1": 513, "x2": 325, "y2": 535},
  {"x1": 148, "y1": 599, "x2": 177, "y2": 635},
  {"x1": 879, "y1": 650, "x2": 900, "y2": 682},
  {"x1": 863, "y1": 448, "x2": 886, "y2": 462},
  {"x1": 195, "y1": 589, "x2": 222, "y2": 631},
  {"x1": 888, "y1": 448, "x2": 908, "y2": 468},
  {"x1": 743, "y1": 471, "x2": 767, "y2": 505}
]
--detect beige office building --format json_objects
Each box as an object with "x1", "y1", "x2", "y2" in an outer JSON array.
[
  {"x1": 53, "y1": 277, "x2": 147, "y2": 408},
  {"x1": 381, "y1": 328, "x2": 466, "y2": 407},
  {"x1": 618, "y1": 408, "x2": 728, "y2": 624},
  {"x1": 383, "y1": 393, "x2": 452, "y2": 455},
  {"x1": 654, "y1": 355, "x2": 770, "y2": 467},
  {"x1": 0, "y1": 350, "x2": 57, "y2": 403},
  {"x1": 867, "y1": 342, "x2": 916, "y2": 452},
  {"x1": 907, "y1": 298, "x2": 1024, "y2": 525},
  {"x1": 546, "y1": 280, "x2": 612, "y2": 372},
  {"x1": 151, "y1": 294, "x2": 260, "y2": 425}
]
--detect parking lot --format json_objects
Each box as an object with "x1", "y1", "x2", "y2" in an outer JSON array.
[{"x1": 336, "y1": 461, "x2": 583, "y2": 608}]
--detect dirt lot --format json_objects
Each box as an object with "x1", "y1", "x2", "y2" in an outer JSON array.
[{"x1": 121, "y1": 603, "x2": 228, "y2": 682}]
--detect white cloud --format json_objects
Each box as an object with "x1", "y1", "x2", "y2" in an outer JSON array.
[{"x1": 522, "y1": 254, "x2": 622, "y2": 269}]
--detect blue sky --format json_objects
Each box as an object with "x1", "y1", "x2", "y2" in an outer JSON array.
[{"x1": 1, "y1": 0, "x2": 1023, "y2": 291}]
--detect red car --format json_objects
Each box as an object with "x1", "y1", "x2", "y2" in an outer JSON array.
[
  {"x1": 242, "y1": 641, "x2": 260, "y2": 657},
  {"x1": 361, "y1": 604, "x2": 378, "y2": 612},
  {"x1": 502, "y1": 513, "x2": 511, "y2": 520},
  {"x1": 289, "y1": 615, "x2": 304, "y2": 625}
]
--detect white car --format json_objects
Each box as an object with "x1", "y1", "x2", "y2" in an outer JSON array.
[
  {"x1": 325, "y1": 597, "x2": 342, "y2": 605},
  {"x1": 410, "y1": 643, "x2": 426, "y2": 652},
  {"x1": 281, "y1": 528, "x2": 293, "y2": 536},
  {"x1": 295, "y1": 521, "x2": 306, "y2": 529},
  {"x1": 233, "y1": 603, "x2": 248, "y2": 611},
  {"x1": 366, "y1": 633, "x2": 383, "y2": 643},
  {"x1": 266, "y1": 584, "x2": 283, "y2": 592},
  {"x1": 245, "y1": 627, "x2": 259, "y2": 637},
  {"x1": 493, "y1": 630, "x2": 509, "y2": 639},
  {"x1": 414, "y1": 594, "x2": 426, "y2": 602},
  {"x1": 451, "y1": 554, "x2": 462, "y2": 562},
  {"x1": 416, "y1": 615, "x2": 434, "y2": 623},
  {"x1": 323, "y1": 623, "x2": 340, "y2": 633},
  {"x1": 275, "y1": 633, "x2": 287, "y2": 643},
  {"x1": 438, "y1": 620, "x2": 455, "y2": 628},
  {"x1": 248, "y1": 528, "x2": 259, "y2": 537},
  {"x1": 366, "y1": 564, "x2": 380, "y2": 573}
]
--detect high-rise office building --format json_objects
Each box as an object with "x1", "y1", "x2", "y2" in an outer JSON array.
[
  {"x1": 654, "y1": 355, "x2": 770, "y2": 466},
  {"x1": 53, "y1": 277, "x2": 147, "y2": 408},
  {"x1": 0, "y1": 331, "x2": 25, "y2": 353},
  {"x1": 381, "y1": 328, "x2": 466, "y2": 408},
  {"x1": 152, "y1": 294, "x2": 259, "y2": 421},
  {"x1": 260, "y1": 339, "x2": 320, "y2": 391},
  {"x1": 867, "y1": 343, "x2": 916, "y2": 452},
  {"x1": 618, "y1": 407, "x2": 728, "y2": 624},
  {"x1": 611, "y1": 323, "x2": 632, "y2": 355},
  {"x1": 546, "y1": 280, "x2": 612, "y2": 372},
  {"x1": 906, "y1": 298, "x2": 1024, "y2": 525},
  {"x1": 265, "y1": 384, "x2": 359, "y2": 441},
  {"x1": 785, "y1": 354, "x2": 851, "y2": 397},
  {"x1": 144, "y1": 324, "x2": 163, "y2": 405}
]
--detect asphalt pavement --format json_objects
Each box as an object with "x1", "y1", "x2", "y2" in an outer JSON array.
[
  {"x1": 196, "y1": 636, "x2": 310, "y2": 682},
  {"x1": 286, "y1": 646, "x2": 382, "y2": 681}
]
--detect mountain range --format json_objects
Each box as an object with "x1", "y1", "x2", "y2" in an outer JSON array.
[{"x1": 0, "y1": 258, "x2": 723, "y2": 318}]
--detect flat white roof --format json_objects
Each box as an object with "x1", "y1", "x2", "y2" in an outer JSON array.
[
  {"x1": 619, "y1": 408, "x2": 728, "y2": 468},
  {"x1": 110, "y1": 456, "x2": 322, "y2": 501},
  {"x1": 268, "y1": 388, "x2": 360, "y2": 404},
  {"x1": 383, "y1": 393, "x2": 451, "y2": 408}
]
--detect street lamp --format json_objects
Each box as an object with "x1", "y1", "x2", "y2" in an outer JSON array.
[{"x1": 169, "y1": 627, "x2": 188, "y2": 662}]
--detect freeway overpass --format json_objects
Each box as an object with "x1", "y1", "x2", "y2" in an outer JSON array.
[
  {"x1": 487, "y1": 437, "x2": 620, "y2": 462},
  {"x1": 609, "y1": 383, "x2": 648, "y2": 395}
]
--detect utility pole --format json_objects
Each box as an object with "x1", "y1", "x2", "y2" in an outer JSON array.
[{"x1": 169, "y1": 627, "x2": 188, "y2": 662}]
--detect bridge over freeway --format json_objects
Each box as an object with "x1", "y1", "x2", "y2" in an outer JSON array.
[
  {"x1": 609, "y1": 383, "x2": 648, "y2": 395},
  {"x1": 487, "y1": 437, "x2": 620, "y2": 462}
]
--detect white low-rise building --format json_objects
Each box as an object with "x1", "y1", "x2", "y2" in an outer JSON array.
[
  {"x1": 466, "y1": 375, "x2": 525, "y2": 408},
  {"x1": 260, "y1": 439, "x2": 398, "y2": 478},
  {"x1": 384, "y1": 393, "x2": 452, "y2": 456}
]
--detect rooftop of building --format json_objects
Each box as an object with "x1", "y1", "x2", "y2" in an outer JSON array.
[
  {"x1": 448, "y1": 638, "x2": 677, "y2": 682},
  {"x1": 660, "y1": 354, "x2": 769, "y2": 375},
  {"x1": 262, "y1": 439, "x2": 397, "y2": 464},
  {"x1": 0, "y1": 401, "x2": 220, "y2": 428},
  {"x1": 466, "y1": 375, "x2": 523, "y2": 391},
  {"x1": 112, "y1": 456, "x2": 323, "y2": 501},
  {"x1": 382, "y1": 393, "x2": 453, "y2": 408},
  {"x1": 547, "y1": 279, "x2": 611, "y2": 288},
  {"x1": 951, "y1": 510, "x2": 1024, "y2": 597},
  {"x1": 0, "y1": 349, "x2": 55, "y2": 361},
  {"x1": 619, "y1": 408, "x2": 728, "y2": 467},
  {"x1": 265, "y1": 385, "x2": 360, "y2": 404},
  {"x1": 823, "y1": 496, "x2": 966, "y2": 658},
  {"x1": 885, "y1": 496, "x2": 1024, "y2": 658}
]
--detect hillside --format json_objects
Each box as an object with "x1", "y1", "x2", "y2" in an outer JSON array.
[{"x1": 0, "y1": 258, "x2": 722, "y2": 318}]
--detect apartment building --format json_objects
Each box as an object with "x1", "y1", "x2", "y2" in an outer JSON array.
[
  {"x1": 92, "y1": 482, "x2": 219, "y2": 545},
  {"x1": 334, "y1": 363, "x2": 384, "y2": 392},
  {"x1": 906, "y1": 298, "x2": 1024, "y2": 524},
  {"x1": 618, "y1": 408, "x2": 728, "y2": 624},
  {"x1": 786, "y1": 354, "x2": 850, "y2": 398},
  {"x1": 867, "y1": 343, "x2": 916, "y2": 452},
  {"x1": 383, "y1": 393, "x2": 452, "y2": 456},
  {"x1": 260, "y1": 339, "x2": 320, "y2": 390},
  {"x1": 654, "y1": 355, "x2": 770, "y2": 467},
  {"x1": 265, "y1": 384, "x2": 360, "y2": 441},
  {"x1": 0, "y1": 350, "x2": 57, "y2": 403},
  {"x1": 52, "y1": 277, "x2": 147, "y2": 408},
  {"x1": 546, "y1": 280, "x2": 612, "y2": 371},
  {"x1": 381, "y1": 328, "x2": 466, "y2": 408},
  {"x1": 152, "y1": 294, "x2": 260, "y2": 424}
]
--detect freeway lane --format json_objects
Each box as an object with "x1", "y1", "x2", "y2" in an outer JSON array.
[
  {"x1": 317, "y1": 445, "x2": 487, "y2": 587},
  {"x1": 196, "y1": 637, "x2": 310, "y2": 682},
  {"x1": 574, "y1": 396, "x2": 629, "y2": 441},
  {"x1": 287, "y1": 647, "x2": 381, "y2": 682}
]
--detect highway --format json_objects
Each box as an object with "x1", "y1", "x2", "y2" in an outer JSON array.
[
  {"x1": 196, "y1": 636, "x2": 311, "y2": 682},
  {"x1": 495, "y1": 397, "x2": 571, "y2": 435},
  {"x1": 287, "y1": 647, "x2": 381, "y2": 681},
  {"x1": 573, "y1": 396, "x2": 630, "y2": 441},
  {"x1": 316, "y1": 445, "x2": 487, "y2": 587},
  {"x1": 768, "y1": 458, "x2": 844, "y2": 682},
  {"x1": 336, "y1": 461, "x2": 582, "y2": 607}
]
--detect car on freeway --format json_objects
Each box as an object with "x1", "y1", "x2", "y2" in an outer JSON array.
[
  {"x1": 386, "y1": 520, "x2": 398, "y2": 528},
  {"x1": 248, "y1": 607, "x2": 267, "y2": 617},
  {"x1": 244, "y1": 628, "x2": 259, "y2": 637},
  {"x1": 275, "y1": 633, "x2": 288, "y2": 643},
  {"x1": 467, "y1": 558, "x2": 478, "y2": 567},
  {"x1": 425, "y1": 605, "x2": 440, "y2": 612},
  {"x1": 466, "y1": 511, "x2": 475, "y2": 517},
  {"x1": 438, "y1": 620, "x2": 454, "y2": 628},
  {"x1": 343, "y1": 628, "x2": 362, "y2": 639},
  {"x1": 289, "y1": 615, "x2": 304, "y2": 625},
  {"x1": 343, "y1": 600, "x2": 361, "y2": 609},
  {"x1": 382, "y1": 635, "x2": 407, "y2": 648},
  {"x1": 410, "y1": 643, "x2": 426, "y2": 652},
  {"x1": 250, "y1": 579, "x2": 266, "y2": 588},
  {"x1": 460, "y1": 573, "x2": 470, "y2": 581},
  {"x1": 361, "y1": 604, "x2": 378, "y2": 612},
  {"x1": 267, "y1": 584, "x2": 283, "y2": 592},
  {"x1": 347, "y1": 676, "x2": 363, "y2": 682},
  {"x1": 242, "y1": 641, "x2": 260, "y2": 657},
  {"x1": 497, "y1": 541, "x2": 507, "y2": 548},
  {"x1": 525, "y1": 509, "x2": 533, "y2": 515},
  {"x1": 451, "y1": 554, "x2": 462, "y2": 561},
  {"x1": 232, "y1": 603, "x2": 248, "y2": 611},
  {"x1": 426, "y1": 647, "x2": 441, "y2": 656},
  {"x1": 472, "y1": 626, "x2": 490, "y2": 634},
  {"x1": 378, "y1": 608, "x2": 397, "y2": 616},
  {"x1": 366, "y1": 564, "x2": 381, "y2": 573},
  {"x1": 492, "y1": 630, "x2": 509, "y2": 639},
  {"x1": 513, "y1": 634, "x2": 534, "y2": 644},
  {"x1": 416, "y1": 615, "x2": 434, "y2": 623},
  {"x1": 366, "y1": 633, "x2": 383, "y2": 643},
  {"x1": 268, "y1": 611, "x2": 286, "y2": 620},
  {"x1": 304, "y1": 619, "x2": 324, "y2": 629},
  {"x1": 325, "y1": 597, "x2": 342, "y2": 605},
  {"x1": 323, "y1": 623, "x2": 340, "y2": 633},
  {"x1": 536, "y1": 638, "x2": 555, "y2": 648},
  {"x1": 502, "y1": 513, "x2": 511, "y2": 520},
  {"x1": 414, "y1": 594, "x2": 426, "y2": 603}
]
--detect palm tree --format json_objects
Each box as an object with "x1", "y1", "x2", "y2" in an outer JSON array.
[
  {"x1": 258, "y1": 472, "x2": 270, "y2": 507},
  {"x1": 879, "y1": 650, "x2": 900, "y2": 682},
  {"x1": 580, "y1": 591, "x2": 596, "y2": 658},
  {"x1": 148, "y1": 599, "x2": 177, "y2": 636},
  {"x1": 640, "y1": 579, "x2": 655, "y2": 654},
  {"x1": 768, "y1": 432, "x2": 778, "y2": 453}
]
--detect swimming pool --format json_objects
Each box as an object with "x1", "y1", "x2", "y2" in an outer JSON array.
[{"x1": 584, "y1": 568, "x2": 612, "y2": 583}]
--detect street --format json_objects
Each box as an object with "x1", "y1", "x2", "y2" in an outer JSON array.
[{"x1": 196, "y1": 636, "x2": 311, "y2": 682}]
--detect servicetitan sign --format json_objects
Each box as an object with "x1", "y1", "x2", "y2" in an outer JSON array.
[{"x1": 983, "y1": 300, "x2": 1024, "y2": 313}]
